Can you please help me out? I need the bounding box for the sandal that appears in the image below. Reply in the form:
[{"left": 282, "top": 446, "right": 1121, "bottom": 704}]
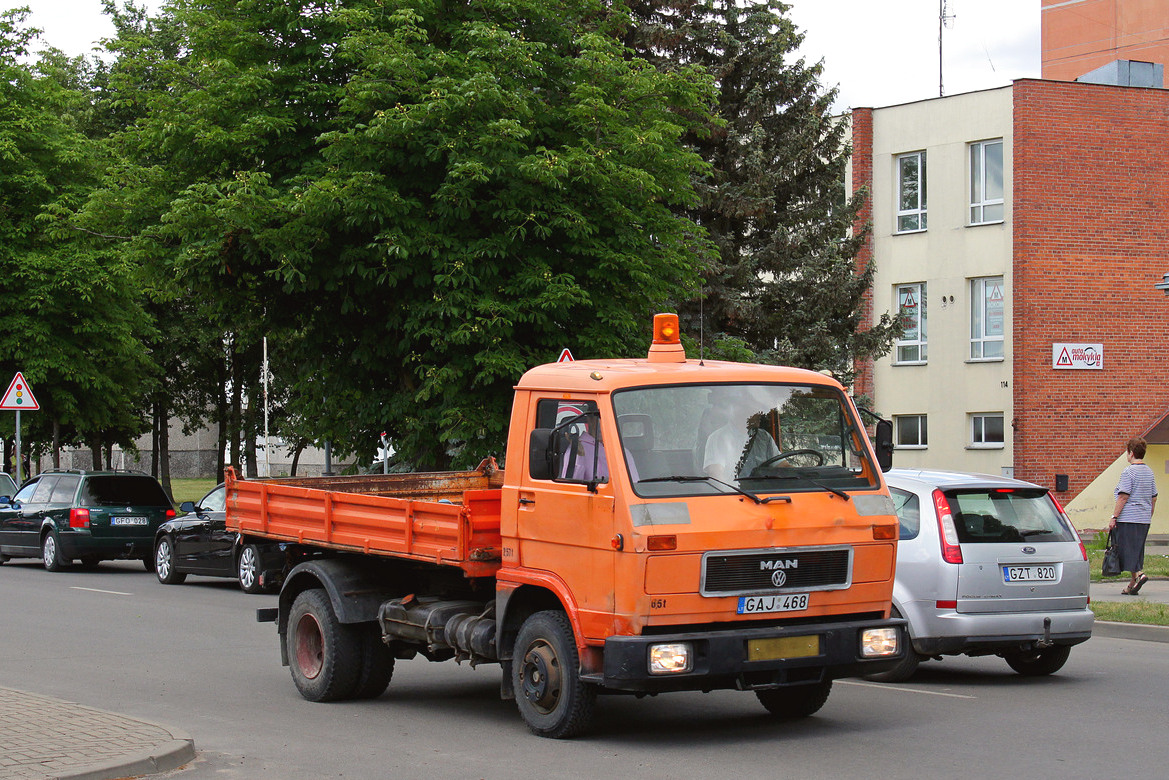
[
  {"left": 1122, "top": 585, "right": 1135, "bottom": 595},
  {"left": 1131, "top": 574, "right": 1149, "bottom": 595}
]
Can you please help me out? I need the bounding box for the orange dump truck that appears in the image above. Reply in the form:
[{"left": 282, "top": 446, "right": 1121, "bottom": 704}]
[{"left": 230, "top": 314, "right": 905, "bottom": 738}]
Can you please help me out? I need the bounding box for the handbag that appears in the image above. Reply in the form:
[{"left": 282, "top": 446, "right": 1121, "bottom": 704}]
[{"left": 1102, "top": 529, "right": 1122, "bottom": 576}]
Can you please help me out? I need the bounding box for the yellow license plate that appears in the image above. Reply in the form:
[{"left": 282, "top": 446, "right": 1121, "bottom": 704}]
[{"left": 747, "top": 635, "right": 821, "bottom": 661}]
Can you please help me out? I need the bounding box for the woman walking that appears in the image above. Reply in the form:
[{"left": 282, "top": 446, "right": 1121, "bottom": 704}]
[{"left": 1109, "top": 437, "right": 1158, "bottom": 595}]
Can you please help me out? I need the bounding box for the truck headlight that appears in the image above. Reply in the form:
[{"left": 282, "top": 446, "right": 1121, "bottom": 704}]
[
  {"left": 649, "top": 642, "right": 693, "bottom": 674},
  {"left": 860, "top": 628, "right": 900, "bottom": 658}
]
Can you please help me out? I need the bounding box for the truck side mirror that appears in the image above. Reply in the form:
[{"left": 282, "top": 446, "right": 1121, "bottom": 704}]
[
  {"left": 874, "top": 419, "right": 894, "bottom": 472},
  {"left": 529, "top": 428, "right": 554, "bottom": 480}
]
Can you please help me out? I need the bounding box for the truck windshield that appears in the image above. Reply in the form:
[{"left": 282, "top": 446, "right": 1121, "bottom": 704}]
[{"left": 612, "top": 383, "right": 879, "bottom": 498}]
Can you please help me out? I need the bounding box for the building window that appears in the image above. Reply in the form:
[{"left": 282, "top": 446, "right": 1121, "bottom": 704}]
[
  {"left": 895, "top": 283, "right": 927, "bottom": 363},
  {"left": 970, "top": 413, "right": 1005, "bottom": 448},
  {"left": 970, "top": 276, "right": 1005, "bottom": 360},
  {"left": 970, "top": 139, "right": 1004, "bottom": 224},
  {"left": 896, "top": 151, "right": 927, "bottom": 232},
  {"left": 894, "top": 415, "right": 928, "bottom": 448}
]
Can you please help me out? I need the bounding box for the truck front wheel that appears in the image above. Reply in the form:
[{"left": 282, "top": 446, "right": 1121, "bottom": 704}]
[
  {"left": 287, "top": 589, "right": 361, "bottom": 702},
  {"left": 755, "top": 680, "right": 832, "bottom": 718},
  {"left": 513, "top": 610, "right": 596, "bottom": 738}
]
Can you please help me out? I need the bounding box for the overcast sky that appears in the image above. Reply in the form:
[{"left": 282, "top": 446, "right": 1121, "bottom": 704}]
[{"left": 10, "top": 0, "right": 1040, "bottom": 109}]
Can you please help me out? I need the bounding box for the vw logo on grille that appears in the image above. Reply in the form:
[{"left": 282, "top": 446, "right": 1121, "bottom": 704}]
[{"left": 771, "top": 569, "right": 787, "bottom": 587}]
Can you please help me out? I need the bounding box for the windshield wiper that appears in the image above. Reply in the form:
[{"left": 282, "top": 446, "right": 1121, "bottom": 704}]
[
  {"left": 740, "top": 472, "right": 851, "bottom": 501},
  {"left": 637, "top": 474, "right": 767, "bottom": 505}
]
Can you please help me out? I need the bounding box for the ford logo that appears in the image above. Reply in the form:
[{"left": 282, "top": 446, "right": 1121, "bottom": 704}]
[
  {"left": 771, "top": 569, "right": 787, "bottom": 587},
  {"left": 1022, "top": 546, "right": 1036, "bottom": 555}
]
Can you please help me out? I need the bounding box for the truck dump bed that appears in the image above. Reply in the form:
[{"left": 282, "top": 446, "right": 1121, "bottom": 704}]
[{"left": 224, "top": 460, "right": 504, "bottom": 577}]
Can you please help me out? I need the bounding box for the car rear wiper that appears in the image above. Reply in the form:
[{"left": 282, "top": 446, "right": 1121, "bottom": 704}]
[{"left": 637, "top": 474, "right": 770, "bottom": 505}]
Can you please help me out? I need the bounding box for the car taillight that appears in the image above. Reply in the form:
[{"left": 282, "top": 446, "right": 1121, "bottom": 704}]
[
  {"left": 1049, "top": 494, "right": 1088, "bottom": 561},
  {"left": 69, "top": 508, "right": 90, "bottom": 529},
  {"left": 932, "top": 489, "right": 963, "bottom": 564},
  {"left": 166, "top": 508, "right": 176, "bottom": 519}
]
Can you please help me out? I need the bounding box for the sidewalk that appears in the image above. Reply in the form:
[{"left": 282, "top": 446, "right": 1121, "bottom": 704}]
[{"left": 0, "top": 687, "right": 193, "bottom": 780}]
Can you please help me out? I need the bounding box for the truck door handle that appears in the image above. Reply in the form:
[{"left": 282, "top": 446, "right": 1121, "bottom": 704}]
[{"left": 518, "top": 498, "right": 535, "bottom": 505}]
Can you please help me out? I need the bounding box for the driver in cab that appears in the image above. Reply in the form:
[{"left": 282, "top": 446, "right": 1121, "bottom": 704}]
[{"left": 702, "top": 396, "right": 779, "bottom": 482}]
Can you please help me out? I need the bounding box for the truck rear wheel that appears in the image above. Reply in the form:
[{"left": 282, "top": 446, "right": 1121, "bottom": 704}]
[
  {"left": 351, "top": 625, "right": 395, "bottom": 700},
  {"left": 513, "top": 610, "right": 596, "bottom": 739},
  {"left": 287, "top": 589, "right": 361, "bottom": 702},
  {"left": 755, "top": 680, "right": 832, "bottom": 718}
]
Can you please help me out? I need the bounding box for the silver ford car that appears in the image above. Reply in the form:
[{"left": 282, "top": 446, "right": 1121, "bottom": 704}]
[{"left": 870, "top": 469, "right": 1094, "bottom": 681}]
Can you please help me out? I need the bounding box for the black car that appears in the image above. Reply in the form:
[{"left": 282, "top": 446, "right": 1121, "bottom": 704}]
[
  {"left": 0, "top": 470, "right": 175, "bottom": 571},
  {"left": 153, "top": 484, "right": 283, "bottom": 593}
]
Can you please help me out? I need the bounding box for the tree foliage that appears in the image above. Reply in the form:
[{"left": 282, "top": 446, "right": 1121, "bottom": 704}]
[{"left": 627, "top": 0, "right": 898, "bottom": 382}]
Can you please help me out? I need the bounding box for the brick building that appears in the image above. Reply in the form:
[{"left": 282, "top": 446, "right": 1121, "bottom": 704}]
[
  {"left": 849, "top": 77, "right": 1169, "bottom": 534},
  {"left": 1043, "top": 0, "right": 1169, "bottom": 82}
]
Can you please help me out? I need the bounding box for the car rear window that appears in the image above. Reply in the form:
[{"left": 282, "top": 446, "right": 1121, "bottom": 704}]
[
  {"left": 946, "top": 488, "right": 1075, "bottom": 543},
  {"left": 81, "top": 476, "right": 172, "bottom": 507}
]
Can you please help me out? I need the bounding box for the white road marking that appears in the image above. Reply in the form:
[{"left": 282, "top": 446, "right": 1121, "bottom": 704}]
[
  {"left": 839, "top": 679, "right": 977, "bottom": 699},
  {"left": 69, "top": 586, "right": 133, "bottom": 596}
]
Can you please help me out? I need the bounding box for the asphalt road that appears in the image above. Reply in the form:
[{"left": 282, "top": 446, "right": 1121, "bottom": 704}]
[{"left": 2, "top": 558, "right": 1168, "bottom": 779}]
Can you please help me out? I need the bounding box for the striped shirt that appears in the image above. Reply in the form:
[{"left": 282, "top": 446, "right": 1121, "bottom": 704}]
[{"left": 1116, "top": 463, "right": 1158, "bottom": 524}]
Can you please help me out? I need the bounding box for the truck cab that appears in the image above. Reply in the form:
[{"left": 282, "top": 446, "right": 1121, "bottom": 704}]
[{"left": 496, "top": 315, "right": 903, "bottom": 733}]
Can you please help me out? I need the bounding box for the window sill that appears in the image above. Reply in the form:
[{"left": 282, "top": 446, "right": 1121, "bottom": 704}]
[
  {"left": 967, "top": 219, "right": 1005, "bottom": 227},
  {"left": 966, "top": 357, "right": 1005, "bottom": 364},
  {"left": 892, "top": 360, "right": 928, "bottom": 367},
  {"left": 967, "top": 444, "right": 1005, "bottom": 450},
  {"left": 893, "top": 227, "right": 928, "bottom": 236},
  {"left": 895, "top": 445, "right": 928, "bottom": 450}
]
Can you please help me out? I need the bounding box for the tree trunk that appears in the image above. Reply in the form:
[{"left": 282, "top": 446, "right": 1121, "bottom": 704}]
[
  {"left": 290, "top": 443, "right": 304, "bottom": 477},
  {"left": 52, "top": 420, "right": 60, "bottom": 469},
  {"left": 157, "top": 401, "right": 172, "bottom": 499}
]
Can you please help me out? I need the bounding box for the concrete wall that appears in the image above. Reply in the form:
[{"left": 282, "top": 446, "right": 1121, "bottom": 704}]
[{"left": 857, "top": 87, "right": 1016, "bottom": 476}]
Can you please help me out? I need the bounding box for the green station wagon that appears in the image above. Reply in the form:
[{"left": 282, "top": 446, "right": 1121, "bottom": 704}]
[{"left": 0, "top": 470, "right": 175, "bottom": 571}]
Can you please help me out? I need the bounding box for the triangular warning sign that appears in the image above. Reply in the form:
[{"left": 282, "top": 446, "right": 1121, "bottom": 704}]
[
  {"left": 557, "top": 348, "right": 574, "bottom": 363},
  {"left": 989, "top": 284, "right": 1004, "bottom": 302},
  {"left": 900, "top": 290, "right": 917, "bottom": 308},
  {"left": 1056, "top": 348, "right": 1073, "bottom": 367},
  {"left": 1, "top": 372, "right": 40, "bottom": 410}
]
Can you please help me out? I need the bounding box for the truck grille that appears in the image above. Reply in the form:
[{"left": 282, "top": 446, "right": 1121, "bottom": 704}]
[{"left": 701, "top": 547, "right": 852, "bottom": 596}]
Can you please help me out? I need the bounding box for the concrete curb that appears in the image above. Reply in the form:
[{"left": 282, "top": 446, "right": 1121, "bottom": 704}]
[
  {"left": 1091, "top": 620, "right": 1169, "bottom": 644},
  {"left": 59, "top": 736, "right": 196, "bottom": 780}
]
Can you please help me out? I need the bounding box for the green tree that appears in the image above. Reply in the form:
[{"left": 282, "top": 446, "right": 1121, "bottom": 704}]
[
  {"left": 627, "top": 0, "right": 898, "bottom": 382},
  {"left": 0, "top": 10, "right": 155, "bottom": 471},
  {"left": 84, "top": 0, "right": 717, "bottom": 471},
  {"left": 265, "top": 0, "right": 718, "bottom": 468}
]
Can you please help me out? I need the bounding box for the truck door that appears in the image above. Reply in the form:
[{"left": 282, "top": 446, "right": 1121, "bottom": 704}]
[{"left": 518, "top": 398, "right": 617, "bottom": 638}]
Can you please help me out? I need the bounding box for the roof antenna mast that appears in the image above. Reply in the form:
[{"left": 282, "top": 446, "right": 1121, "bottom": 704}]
[{"left": 939, "top": 0, "right": 956, "bottom": 97}]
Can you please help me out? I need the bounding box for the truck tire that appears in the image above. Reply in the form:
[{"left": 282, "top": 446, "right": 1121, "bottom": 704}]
[
  {"left": 513, "top": 610, "right": 596, "bottom": 738},
  {"left": 351, "top": 625, "right": 395, "bottom": 700},
  {"left": 287, "top": 588, "right": 362, "bottom": 702},
  {"left": 755, "top": 680, "right": 833, "bottom": 718},
  {"left": 1003, "top": 645, "right": 1071, "bottom": 676}
]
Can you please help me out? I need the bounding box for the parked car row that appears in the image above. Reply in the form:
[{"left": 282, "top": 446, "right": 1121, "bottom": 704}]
[
  {"left": 0, "top": 466, "right": 1093, "bottom": 681},
  {"left": 0, "top": 470, "right": 279, "bottom": 593}
]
